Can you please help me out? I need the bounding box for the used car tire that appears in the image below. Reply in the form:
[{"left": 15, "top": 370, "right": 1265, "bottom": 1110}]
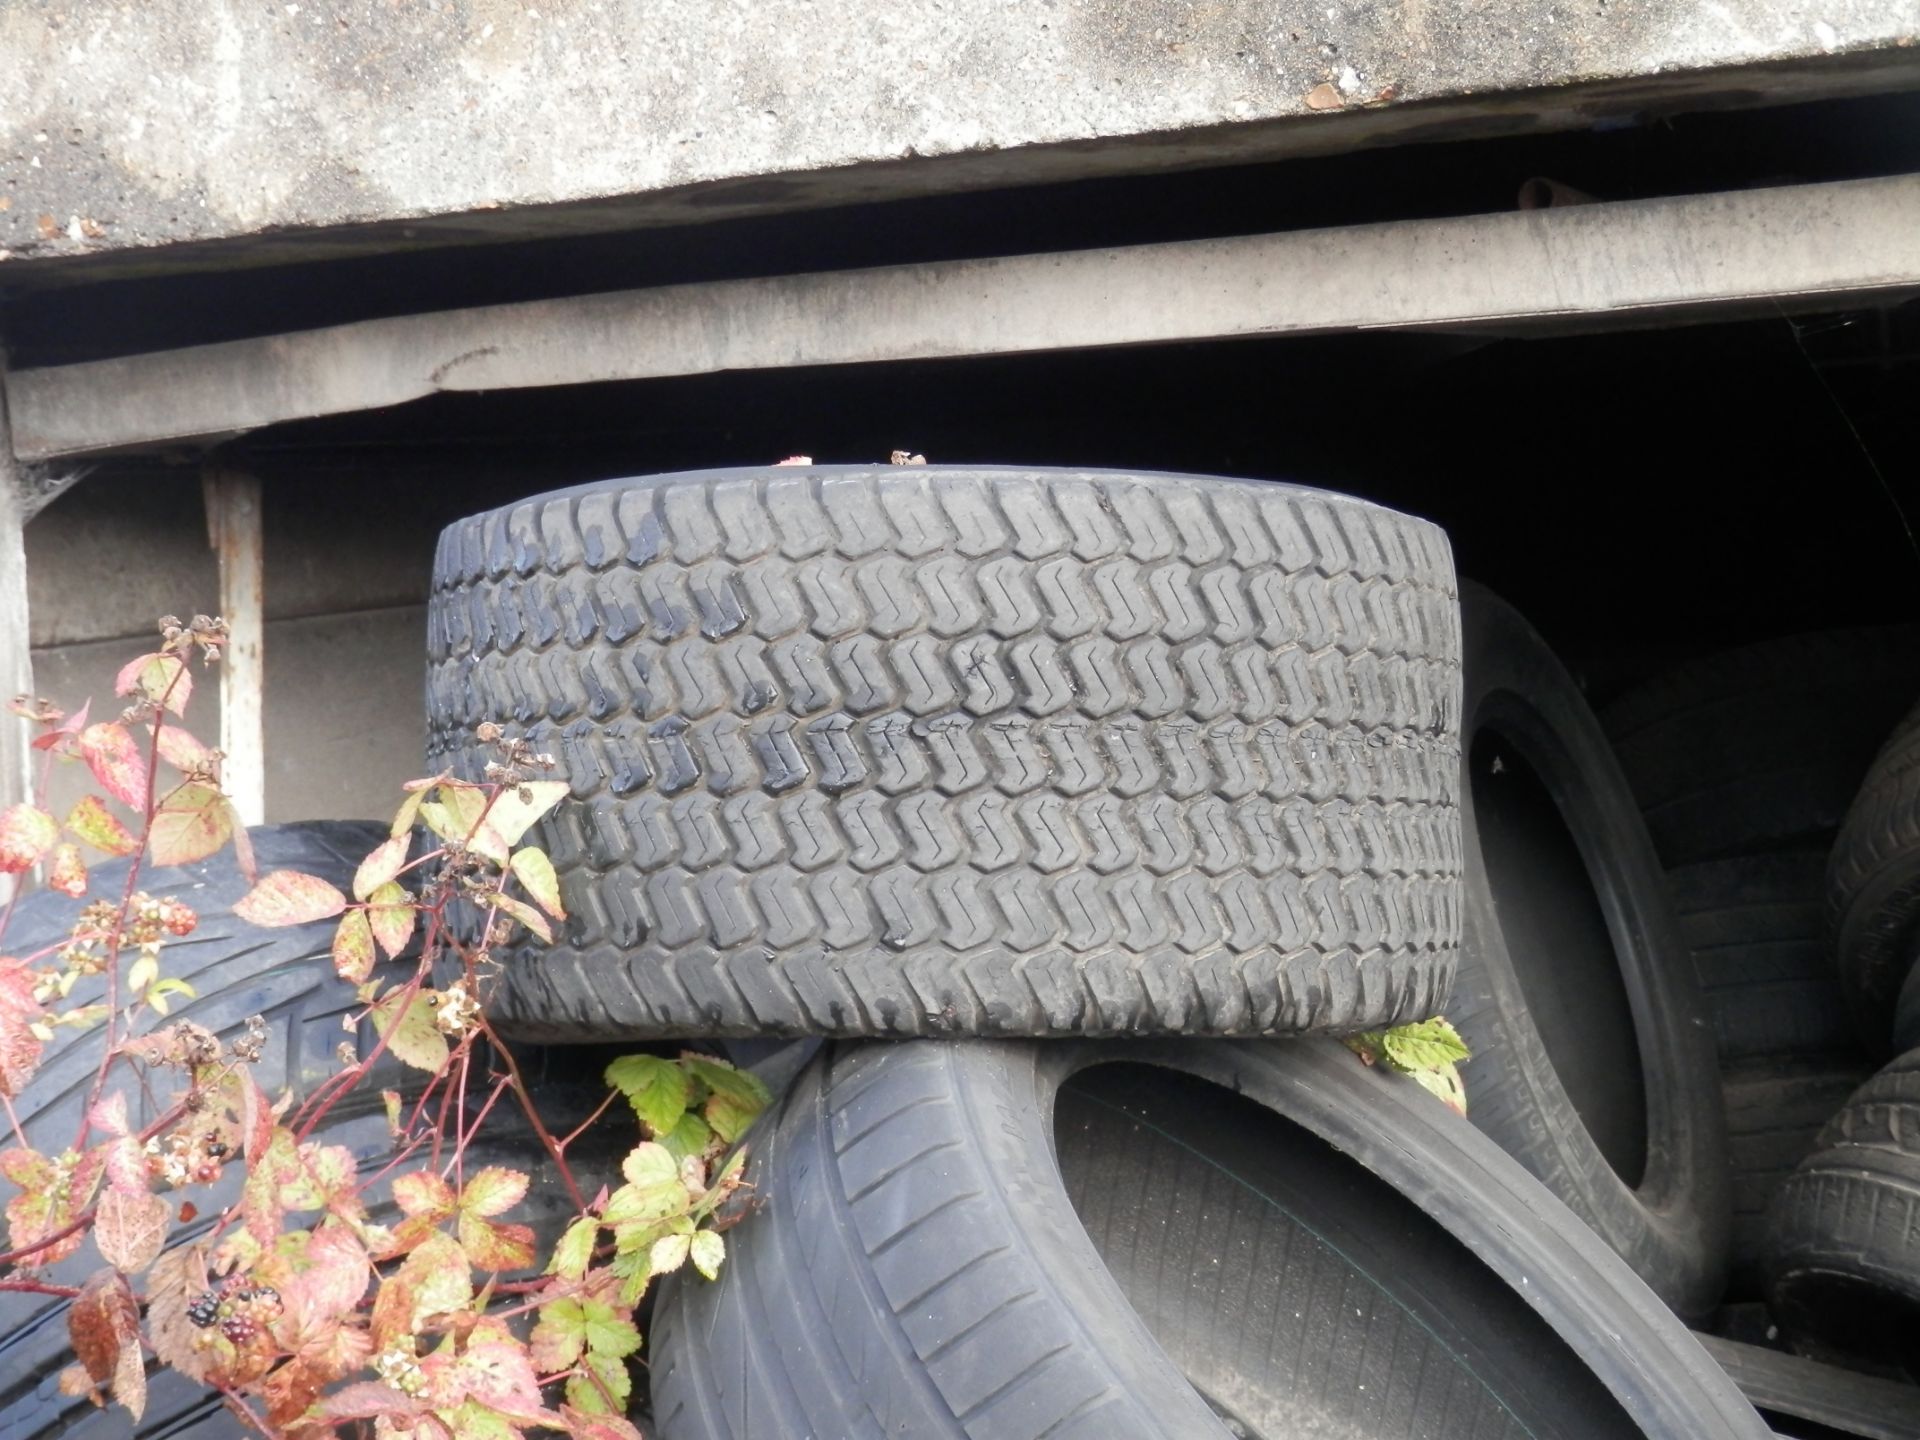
[
  {"left": 1765, "top": 1048, "right": 1920, "bottom": 1379},
  {"left": 650, "top": 1037, "right": 1766, "bottom": 1440},
  {"left": 1599, "top": 626, "right": 1920, "bottom": 868},
  {"left": 0, "top": 825, "right": 616, "bottom": 1440},
  {"left": 1449, "top": 583, "right": 1730, "bottom": 1318},
  {"left": 1827, "top": 696, "right": 1920, "bottom": 1054},
  {"left": 427, "top": 465, "right": 1464, "bottom": 1039},
  {"left": 1668, "top": 851, "right": 1857, "bottom": 1063}
]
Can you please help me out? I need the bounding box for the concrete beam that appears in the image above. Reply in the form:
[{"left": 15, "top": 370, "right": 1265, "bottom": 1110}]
[
  {"left": 2, "top": 1, "right": 1918, "bottom": 282},
  {"left": 10, "top": 174, "right": 1920, "bottom": 463}
]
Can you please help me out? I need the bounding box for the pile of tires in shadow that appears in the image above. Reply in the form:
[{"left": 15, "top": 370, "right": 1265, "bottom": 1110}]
[{"left": 8, "top": 465, "right": 1918, "bottom": 1439}]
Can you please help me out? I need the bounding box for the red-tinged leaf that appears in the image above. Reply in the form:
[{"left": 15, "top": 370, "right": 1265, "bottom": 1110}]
[
  {"left": 30, "top": 699, "right": 89, "bottom": 754},
  {"left": 368, "top": 881, "right": 416, "bottom": 959},
  {"left": 77, "top": 724, "right": 149, "bottom": 810},
  {"left": 370, "top": 988, "right": 449, "bottom": 1072},
  {"left": 65, "top": 795, "right": 140, "bottom": 857},
  {"left": 263, "top": 1357, "right": 330, "bottom": 1429},
  {"left": 151, "top": 722, "right": 217, "bottom": 776},
  {"left": 116, "top": 653, "right": 192, "bottom": 716},
  {"left": 508, "top": 847, "right": 565, "bottom": 920},
  {"left": 394, "top": 1169, "right": 457, "bottom": 1221},
  {"left": 146, "top": 1245, "right": 214, "bottom": 1380},
  {"left": 57, "top": 1364, "right": 99, "bottom": 1403},
  {"left": 234, "top": 870, "right": 348, "bottom": 927},
  {"left": 292, "top": 1221, "right": 373, "bottom": 1321},
  {"left": 94, "top": 1187, "right": 169, "bottom": 1273},
  {"left": 353, "top": 833, "right": 410, "bottom": 901},
  {"left": 485, "top": 782, "right": 570, "bottom": 847},
  {"left": 560, "top": 1403, "right": 647, "bottom": 1440},
  {"left": 288, "top": 1313, "right": 373, "bottom": 1384},
  {"left": 0, "top": 1000, "right": 46, "bottom": 1097},
  {"left": 239, "top": 1069, "right": 275, "bottom": 1163},
  {"left": 228, "top": 819, "right": 257, "bottom": 884},
  {"left": 460, "top": 1166, "right": 529, "bottom": 1219},
  {"left": 490, "top": 891, "right": 553, "bottom": 944},
  {"left": 452, "top": 1321, "right": 554, "bottom": 1424},
  {"left": 148, "top": 782, "right": 234, "bottom": 867},
  {"left": 89, "top": 1090, "right": 131, "bottom": 1137},
  {"left": 111, "top": 1331, "right": 147, "bottom": 1422},
  {"left": 460, "top": 1215, "right": 536, "bottom": 1273},
  {"left": 46, "top": 842, "right": 87, "bottom": 896},
  {"left": 101, "top": 1136, "right": 149, "bottom": 1195},
  {"left": 331, "top": 909, "right": 376, "bottom": 983},
  {"left": 320, "top": 1382, "right": 426, "bottom": 1423},
  {"left": 69, "top": 1268, "right": 140, "bottom": 1386},
  {"left": 0, "top": 1145, "right": 52, "bottom": 1190},
  {"left": 0, "top": 802, "right": 58, "bottom": 873},
  {"left": 375, "top": 1231, "right": 472, "bottom": 1339}
]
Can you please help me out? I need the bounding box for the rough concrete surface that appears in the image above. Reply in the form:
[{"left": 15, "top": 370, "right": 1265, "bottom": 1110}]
[{"left": 2, "top": 0, "right": 1917, "bottom": 275}]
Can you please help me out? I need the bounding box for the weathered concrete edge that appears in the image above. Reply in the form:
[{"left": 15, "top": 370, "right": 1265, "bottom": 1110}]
[
  {"left": 10, "top": 173, "right": 1920, "bottom": 463},
  {"left": 5, "top": 42, "right": 1920, "bottom": 291}
]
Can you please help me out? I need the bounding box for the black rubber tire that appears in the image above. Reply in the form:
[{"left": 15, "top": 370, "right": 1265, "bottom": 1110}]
[
  {"left": 649, "top": 1038, "right": 1767, "bottom": 1440},
  {"left": 1765, "top": 1048, "right": 1920, "bottom": 1380},
  {"left": 1668, "top": 852, "right": 1857, "bottom": 1063},
  {"left": 1828, "top": 696, "right": 1920, "bottom": 1054},
  {"left": 0, "top": 825, "right": 617, "bottom": 1440},
  {"left": 1600, "top": 626, "right": 1920, "bottom": 867},
  {"left": 1720, "top": 1057, "right": 1869, "bottom": 1301},
  {"left": 426, "top": 465, "right": 1464, "bottom": 1040},
  {"left": 1894, "top": 959, "right": 1920, "bottom": 1056},
  {"left": 1449, "top": 583, "right": 1731, "bottom": 1318}
]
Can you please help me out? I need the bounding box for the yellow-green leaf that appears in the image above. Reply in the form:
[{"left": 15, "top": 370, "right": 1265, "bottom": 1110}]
[
  {"left": 367, "top": 882, "right": 416, "bottom": 959},
  {"left": 114, "top": 653, "right": 191, "bottom": 717},
  {"left": 234, "top": 870, "right": 348, "bottom": 927},
  {"left": 352, "top": 834, "right": 409, "bottom": 902},
  {"left": 509, "top": 847, "right": 565, "bottom": 920},
  {"left": 688, "top": 1229, "right": 725, "bottom": 1282},
  {"left": 148, "top": 782, "right": 234, "bottom": 868},
  {"left": 331, "top": 910, "right": 376, "bottom": 983},
  {"left": 484, "top": 781, "right": 570, "bottom": 847},
  {"left": 65, "top": 796, "right": 139, "bottom": 857},
  {"left": 370, "top": 989, "right": 449, "bottom": 1072}
]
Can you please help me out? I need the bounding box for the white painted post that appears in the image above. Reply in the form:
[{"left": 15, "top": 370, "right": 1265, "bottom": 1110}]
[
  {"left": 203, "top": 468, "right": 265, "bottom": 826},
  {"left": 0, "top": 358, "right": 33, "bottom": 905}
]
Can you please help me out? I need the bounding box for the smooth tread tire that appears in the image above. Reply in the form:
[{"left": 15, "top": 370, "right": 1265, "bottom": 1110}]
[
  {"left": 1600, "top": 626, "right": 1920, "bottom": 867},
  {"left": 649, "top": 1038, "right": 1767, "bottom": 1440},
  {"left": 426, "top": 465, "right": 1465, "bottom": 1039},
  {"left": 1827, "top": 696, "right": 1920, "bottom": 1054},
  {"left": 1669, "top": 852, "right": 1858, "bottom": 1063},
  {"left": 1765, "top": 1048, "right": 1920, "bottom": 1379},
  {"left": 1721, "top": 1058, "right": 1869, "bottom": 1300},
  {"left": 1449, "top": 583, "right": 1731, "bottom": 1318},
  {"left": 0, "top": 825, "right": 613, "bottom": 1440}
]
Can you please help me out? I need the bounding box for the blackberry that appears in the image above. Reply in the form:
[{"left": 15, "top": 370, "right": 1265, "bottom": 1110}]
[
  {"left": 186, "top": 1291, "right": 221, "bottom": 1328},
  {"left": 220, "top": 1316, "right": 257, "bottom": 1345}
]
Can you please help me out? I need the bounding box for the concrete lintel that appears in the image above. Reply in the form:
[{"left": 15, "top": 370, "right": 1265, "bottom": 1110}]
[{"left": 9, "top": 173, "right": 1920, "bottom": 463}]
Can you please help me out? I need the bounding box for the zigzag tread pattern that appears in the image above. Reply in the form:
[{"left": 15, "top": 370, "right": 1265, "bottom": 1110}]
[{"left": 425, "top": 468, "right": 1463, "bottom": 1038}]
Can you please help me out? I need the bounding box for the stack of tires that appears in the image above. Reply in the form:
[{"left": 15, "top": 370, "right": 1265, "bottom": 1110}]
[{"left": 420, "top": 466, "right": 1767, "bottom": 1438}]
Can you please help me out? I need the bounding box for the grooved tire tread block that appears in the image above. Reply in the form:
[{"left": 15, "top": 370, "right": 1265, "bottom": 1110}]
[
  {"left": 426, "top": 465, "right": 1464, "bottom": 1039},
  {"left": 1766, "top": 1048, "right": 1920, "bottom": 1377},
  {"left": 1829, "top": 697, "right": 1920, "bottom": 1054},
  {"left": 1669, "top": 852, "right": 1856, "bottom": 1063},
  {"left": 1452, "top": 583, "right": 1731, "bottom": 1320},
  {"left": 1600, "top": 626, "right": 1920, "bottom": 868},
  {"left": 649, "top": 1038, "right": 1768, "bottom": 1440}
]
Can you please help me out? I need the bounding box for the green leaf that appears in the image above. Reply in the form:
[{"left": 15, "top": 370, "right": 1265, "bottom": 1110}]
[
  {"left": 605, "top": 1055, "right": 689, "bottom": 1136},
  {"left": 367, "top": 881, "right": 416, "bottom": 959},
  {"left": 1379, "top": 1017, "right": 1471, "bottom": 1073},
  {"left": 658, "top": 1111, "right": 713, "bottom": 1164},
  {"left": 460, "top": 1166, "right": 530, "bottom": 1219},
  {"left": 331, "top": 910, "right": 376, "bottom": 983},
  {"left": 65, "top": 796, "right": 139, "bottom": 857},
  {"left": 1406, "top": 1060, "right": 1469, "bottom": 1117},
  {"left": 484, "top": 781, "right": 570, "bottom": 848},
  {"left": 620, "top": 1143, "right": 677, "bottom": 1189},
  {"left": 565, "top": 1349, "right": 632, "bottom": 1415},
  {"left": 704, "top": 1089, "right": 762, "bottom": 1145},
  {"left": 419, "top": 784, "right": 509, "bottom": 866},
  {"left": 509, "top": 847, "right": 566, "bottom": 920},
  {"left": 580, "top": 1301, "right": 642, "bottom": 1359},
  {"left": 530, "top": 1297, "right": 588, "bottom": 1372},
  {"left": 547, "top": 1216, "right": 599, "bottom": 1279},
  {"left": 370, "top": 989, "right": 450, "bottom": 1072},
  {"left": 682, "top": 1054, "right": 772, "bottom": 1110},
  {"left": 601, "top": 1178, "right": 690, "bottom": 1229},
  {"left": 647, "top": 1231, "right": 692, "bottom": 1278},
  {"left": 688, "top": 1229, "right": 725, "bottom": 1281}
]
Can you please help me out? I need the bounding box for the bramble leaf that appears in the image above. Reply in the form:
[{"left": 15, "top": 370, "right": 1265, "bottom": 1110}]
[
  {"left": 509, "top": 847, "right": 565, "bottom": 920},
  {"left": 659, "top": 1111, "right": 713, "bottom": 1164},
  {"left": 461, "top": 1166, "right": 529, "bottom": 1219},
  {"left": 69, "top": 1268, "right": 144, "bottom": 1421},
  {"left": 689, "top": 1229, "right": 725, "bottom": 1281},
  {"left": 0, "top": 802, "right": 59, "bottom": 873},
  {"left": 1380, "top": 1016, "right": 1471, "bottom": 1073},
  {"left": 115, "top": 653, "right": 191, "bottom": 716},
  {"left": 548, "top": 1216, "right": 599, "bottom": 1280},
  {"left": 420, "top": 784, "right": 509, "bottom": 866},
  {"left": 605, "top": 1054, "right": 688, "bottom": 1136},
  {"left": 353, "top": 833, "right": 410, "bottom": 901},
  {"left": 148, "top": 781, "right": 234, "bottom": 867},
  {"left": 368, "top": 881, "right": 416, "bottom": 958},
  {"left": 94, "top": 1188, "right": 169, "bottom": 1273},
  {"left": 1407, "top": 1061, "right": 1469, "bottom": 1117},
  {"left": 490, "top": 891, "right": 553, "bottom": 944},
  {"left": 621, "top": 1143, "right": 677, "bottom": 1190},
  {"left": 234, "top": 869, "right": 348, "bottom": 927},
  {"left": 559, "top": 1405, "right": 647, "bottom": 1440},
  {"left": 46, "top": 842, "right": 87, "bottom": 896},
  {"left": 370, "top": 988, "right": 450, "bottom": 1072},
  {"left": 485, "top": 781, "right": 569, "bottom": 848},
  {"left": 331, "top": 909, "right": 376, "bottom": 983},
  {"left": 151, "top": 723, "right": 217, "bottom": 776},
  {"left": 65, "top": 795, "right": 139, "bottom": 857},
  {"left": 145, "top": 1244, "right": 214, "bottom": 1381},
  {"left": 77, "top": 724, "right": 149, "bottom": 810},
  {"left": 648, "top": 1231, "right": 692, "bottom": 1277}
]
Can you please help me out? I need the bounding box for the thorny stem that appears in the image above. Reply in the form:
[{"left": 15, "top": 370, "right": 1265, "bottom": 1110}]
[
  {"left": 483, "top": 1016, "right": 587, "bottom": 1214},
  {"left": 0, "top": 1276, "right": 81, "bottom": 1297}
]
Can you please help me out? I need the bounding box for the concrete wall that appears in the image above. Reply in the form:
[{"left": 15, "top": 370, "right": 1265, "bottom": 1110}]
[
  {"left": 3, "top": 0, "right": 1917, "bottom": 279},
  {"left": 23, "top": 470, "right": 441, "bottom": 826}
]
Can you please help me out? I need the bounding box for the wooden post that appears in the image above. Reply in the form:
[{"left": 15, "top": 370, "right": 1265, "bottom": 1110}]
[{"left": 203, "top": 468, "right": 265, "bottom": 826}]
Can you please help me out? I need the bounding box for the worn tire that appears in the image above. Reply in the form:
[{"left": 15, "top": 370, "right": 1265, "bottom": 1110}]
[
  {"left": 1450, "top": 583, "right": 1730, "bottom": 1318},
  {"left": 650, "top": 1037, "right": 1767, "bottom": 1440},
  {"left": 0, "top": 825, "right": 621, "bottom": 1440},
  {"left": 1721, "top": 1058, "right": 1869, "bottom": 1301},
  {"left": 426, "top": 465, "right": 1464, "bottom": 1039},
  {"left": 1669, "top": 852, "right": 1856, "bottom": 1063},
  {"left": 1828, "top": 696, "right": 1920, "bottom": 1054},
  {"left": 1600, "top": 627, "right": 1920, "bottom": 867},
  {"left": 1765, "top": 1049, "right": 1920, "bottom": 1379}
]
